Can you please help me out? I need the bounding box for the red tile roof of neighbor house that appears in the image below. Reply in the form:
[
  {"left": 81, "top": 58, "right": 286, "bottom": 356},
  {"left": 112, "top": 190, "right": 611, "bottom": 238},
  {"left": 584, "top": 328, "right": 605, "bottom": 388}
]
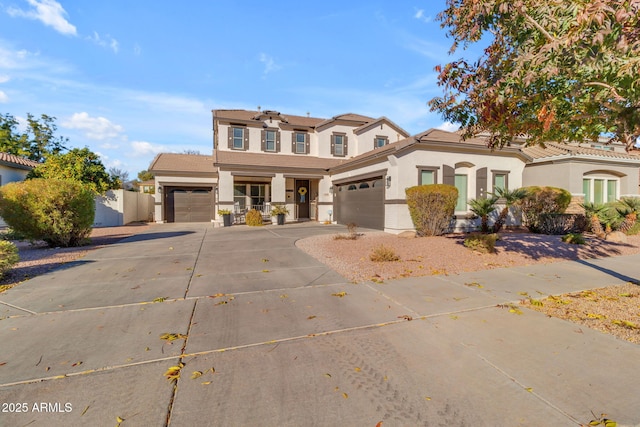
[
  {"left": 148, "top": 153, "right": 216, "bottom": 174},
  {"left": 0, "top": 153, "right": 40, "bottom": 169},
  {"left": 214, "top": 150, "right": 343, "bottom": 170}
]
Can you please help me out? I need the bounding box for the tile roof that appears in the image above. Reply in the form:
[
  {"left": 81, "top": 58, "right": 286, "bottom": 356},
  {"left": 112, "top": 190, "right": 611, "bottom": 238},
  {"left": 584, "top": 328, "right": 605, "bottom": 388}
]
[
  {"left": 214, "top": 109, "right": 325, "bottom": 128},
  {"left": 0, "top": 153, "right": 39, "bottom": 169},
  {"left": 148, "top": 153, "right": 216, "bottom": 174},
  {"left": 215, "top": 150, "right": 342, "bottom": 170},
  {"left": 522, "top": 142, "right": 640, "bottom": 161}
]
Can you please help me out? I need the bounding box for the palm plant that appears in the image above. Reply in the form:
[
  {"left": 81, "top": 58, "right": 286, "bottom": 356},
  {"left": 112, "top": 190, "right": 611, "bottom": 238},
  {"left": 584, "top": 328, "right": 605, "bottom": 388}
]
[
  {"left": 616, "top": 197, "right": 640, "bottom": 233},
  {"left": 489, "top": 187, "right": 528, "bottom": 233},
  {"left": 580, "top": 201, "right": 607, "bottom": 238},
  {"left": 469, "top": 196, "right": 498, "bottom": 233}
]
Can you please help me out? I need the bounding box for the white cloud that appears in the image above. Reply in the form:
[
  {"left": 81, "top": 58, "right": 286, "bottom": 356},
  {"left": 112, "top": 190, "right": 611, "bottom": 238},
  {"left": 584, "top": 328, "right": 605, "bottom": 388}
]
[
  {"left": 7, "top": 0, "right": 77, "bottom": 36},
  {"left": 436, "top": 121, "right": 460, "bottom": 132},
  {"left": 62, "top": 112, "right": 125, "bottom": 140},
  {"left": 414, "top": 9, "right": 432, "bottom": 23},
  {"left": 87, "top": 32, "right": 119, "bottom": 53},
  {"left": 131, "top": 140, "right": 168, "bottom": 157},
  {"left": 0, "top": 90, "right": 8, "bottom": 103},
  {"left": 259, "top": 53, "right": 282, "bottom": 76},
  {"left": 0, "top": 75, "right": 9, "bottom": 83}
]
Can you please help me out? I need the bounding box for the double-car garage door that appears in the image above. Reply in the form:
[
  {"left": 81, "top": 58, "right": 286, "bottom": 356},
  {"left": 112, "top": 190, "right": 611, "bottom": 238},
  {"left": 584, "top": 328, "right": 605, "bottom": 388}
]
[
  {"left": 334, "top": 177, "right": 384, "bottom": 230},
  {"left": 165, "top": 187, "right": 213, "bottom": 222}
]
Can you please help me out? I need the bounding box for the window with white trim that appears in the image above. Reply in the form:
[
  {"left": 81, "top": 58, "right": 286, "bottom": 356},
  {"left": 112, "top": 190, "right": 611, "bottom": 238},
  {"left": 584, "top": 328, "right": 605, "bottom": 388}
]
[
  {"left": 265, "top": 130, "right": 276, "bottom": 152},
  {"left": 454, "top": 174, "right": 468, "bottom": 211},
  {"left": 583, "top": 177, "right": 618, "bottom": 204},
  {"left": 295, "top": 133, "right": 306, "bottom": 154},
  {"left": 232, "top": 127, "right": 244, "bottom": 150},
  {"left": 334, "top": 135, "right": 344, "bottom": 156}
]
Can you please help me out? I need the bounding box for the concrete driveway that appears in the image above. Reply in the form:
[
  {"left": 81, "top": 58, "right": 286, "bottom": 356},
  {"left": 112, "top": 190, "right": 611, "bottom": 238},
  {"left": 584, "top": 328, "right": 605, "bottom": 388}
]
[{"left": 1, "top": 223, "right": 639, "bottom": 426}]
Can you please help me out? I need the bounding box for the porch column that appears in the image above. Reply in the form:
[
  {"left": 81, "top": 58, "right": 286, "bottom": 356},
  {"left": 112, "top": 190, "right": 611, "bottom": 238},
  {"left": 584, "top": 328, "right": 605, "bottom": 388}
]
[
  {"left": 271, "top": 173, "right": 286, "bottom": 203},
  {"left": 217, "top": 170, "right": 235, "bottom": 218}
]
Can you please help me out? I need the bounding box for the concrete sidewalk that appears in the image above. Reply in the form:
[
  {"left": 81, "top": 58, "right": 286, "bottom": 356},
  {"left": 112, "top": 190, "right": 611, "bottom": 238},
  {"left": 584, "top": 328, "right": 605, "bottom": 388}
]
[{"left": 0, "top": 222, "right": 639, "bottom": 426}]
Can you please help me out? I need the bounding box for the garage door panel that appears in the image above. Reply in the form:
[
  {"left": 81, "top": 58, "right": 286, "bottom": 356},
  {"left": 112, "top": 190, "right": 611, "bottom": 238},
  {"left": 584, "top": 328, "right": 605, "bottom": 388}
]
[
  {"left": 335, "top": 178, "right": 384, "bottom": 230},
  {"left": 166, "top": 187, "right": 213, "bottom": 223}
]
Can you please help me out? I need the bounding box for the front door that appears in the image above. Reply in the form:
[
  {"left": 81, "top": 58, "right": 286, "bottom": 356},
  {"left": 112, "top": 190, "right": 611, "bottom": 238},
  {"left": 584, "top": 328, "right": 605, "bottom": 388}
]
[{"left": 295, "top": 180, "right": 310, "bottom": 219}]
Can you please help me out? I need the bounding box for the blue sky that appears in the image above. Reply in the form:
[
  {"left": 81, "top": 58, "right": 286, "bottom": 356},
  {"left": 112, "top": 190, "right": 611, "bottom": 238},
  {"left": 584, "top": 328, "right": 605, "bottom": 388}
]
[{"left": 0, "top": 0, "right": 469, "bottom": 178}]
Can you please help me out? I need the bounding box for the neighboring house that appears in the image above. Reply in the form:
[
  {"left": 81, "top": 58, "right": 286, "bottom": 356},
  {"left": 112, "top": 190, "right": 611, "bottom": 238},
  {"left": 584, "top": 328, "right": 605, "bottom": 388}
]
[
  {"left": 148, "top": 109, "right": 640, "bottom": 234},
  {"left": 137, "top": 180, "right": 155, "bottom": 194},
  {"left": 0, "top": 153, "right": 40, "bottom": 227}
]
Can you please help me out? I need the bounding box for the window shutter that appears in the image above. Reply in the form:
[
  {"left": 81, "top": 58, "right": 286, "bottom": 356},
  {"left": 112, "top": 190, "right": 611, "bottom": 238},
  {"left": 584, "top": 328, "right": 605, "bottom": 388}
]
[
  {"left": 243, "top": 127, "right": 249, "bottom": 151},
  {"left": 261, "top": 129, "right": 266, "bottom": 152},
  {"left": 228, "top": 127, "right": 233, "bottom": 149},
  {"left": 476, "top": 167, "right": 487, "bottom": 198},
  {"left": 291, "top": 132, "right": 296, "bottom": 152},
  {"left": 344, "top": 135, "right": 348, "bottom": 156},
  {"left": 330, "top": 135, "right": 335, "bottom": 155},
  {"left": 305, "top": 133, "right": 310, "bottom": 154},
  {"left": 443, "top": 165, "right": 455, "bottom": 186},
  {"left": 276, "top": 130, "right": 281, "bottom": 153}
]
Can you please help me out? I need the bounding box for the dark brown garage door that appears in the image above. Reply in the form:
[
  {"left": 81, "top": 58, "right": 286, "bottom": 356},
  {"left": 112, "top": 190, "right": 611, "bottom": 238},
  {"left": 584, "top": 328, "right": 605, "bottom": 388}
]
[
  {"left": 334, "top": 178, "right": 384, "bottom": 230},
  {"left": 165, "top": 187, "right": 213, "bottom": 222}
]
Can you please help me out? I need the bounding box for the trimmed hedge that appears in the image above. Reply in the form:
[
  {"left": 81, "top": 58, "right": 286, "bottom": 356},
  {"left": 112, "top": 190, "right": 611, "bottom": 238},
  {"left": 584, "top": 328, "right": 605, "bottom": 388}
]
[
  {"left": 0, "top": 240, "right": 19, "bottom": 278},
  {"left": 406, "top": 184, "right": 458, "bottom": 236},
  {"left": 0, "top": 179, "right": 95, "bottom": 247},
  {"left": 520, "top": 186, "right": 572, "bottom": 233}
]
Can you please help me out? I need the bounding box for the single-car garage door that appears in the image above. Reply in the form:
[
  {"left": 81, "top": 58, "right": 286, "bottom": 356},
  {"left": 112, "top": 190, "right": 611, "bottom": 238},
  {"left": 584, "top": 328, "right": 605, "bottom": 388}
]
[
  {"left": 165, "top": 187, "right": 213, "bottom": 222},
  {"left": 334, "top": 177, "right": 384, "bottom": 230}
]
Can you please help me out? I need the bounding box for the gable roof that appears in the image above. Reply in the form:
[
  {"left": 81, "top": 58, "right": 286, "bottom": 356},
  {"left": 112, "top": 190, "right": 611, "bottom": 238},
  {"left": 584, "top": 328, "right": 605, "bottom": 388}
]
[
  {"left": 0, "top": 153, "right": 40, "bottom": 170},
  {"left": 148, "top": 153, "right": 216, "bottom": 175},
  {"left": 353, "top": 116, "right": 410, "bottom": 138}
]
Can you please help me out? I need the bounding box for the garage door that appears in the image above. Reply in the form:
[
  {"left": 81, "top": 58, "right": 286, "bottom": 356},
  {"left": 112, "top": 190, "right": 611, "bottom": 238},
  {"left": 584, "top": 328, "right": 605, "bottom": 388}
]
[
  {"left": 165, "top": 187, "right": 213, "bottom": 222},
  {"left": 334, "top": 177, "right": 384, "bottom": 230}
]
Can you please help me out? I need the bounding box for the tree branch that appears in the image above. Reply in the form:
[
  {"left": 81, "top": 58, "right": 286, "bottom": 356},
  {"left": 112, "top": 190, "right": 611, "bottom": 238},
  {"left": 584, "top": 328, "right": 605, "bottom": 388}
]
[
  {"left": 584, "top": 82, "right": 627, "bottom": 102},
  {"left": 517, "top": 6, "right": 556, "bottom": 43}
]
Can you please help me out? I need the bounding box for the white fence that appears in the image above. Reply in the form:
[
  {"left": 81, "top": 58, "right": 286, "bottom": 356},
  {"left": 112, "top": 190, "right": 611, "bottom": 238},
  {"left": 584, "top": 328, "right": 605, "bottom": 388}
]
[{"left": 94, "top": 190, "right": 154, "bottom": 227}]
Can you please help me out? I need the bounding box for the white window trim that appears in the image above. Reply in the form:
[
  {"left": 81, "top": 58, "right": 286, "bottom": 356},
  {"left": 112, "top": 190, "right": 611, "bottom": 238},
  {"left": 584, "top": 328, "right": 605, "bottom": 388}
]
[{"left": 583, "top": 176, "right": 619, "bottom": 204}]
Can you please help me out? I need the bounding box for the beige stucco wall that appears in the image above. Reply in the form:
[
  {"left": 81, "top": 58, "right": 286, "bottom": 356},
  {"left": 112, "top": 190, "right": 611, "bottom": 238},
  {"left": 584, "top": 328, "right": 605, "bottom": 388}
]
[
  {"left": 522, "top": 160, "right": 640, "bottom": 197},
  {"left": 94, "top": 190, "right": 154, "bottom": 227}
]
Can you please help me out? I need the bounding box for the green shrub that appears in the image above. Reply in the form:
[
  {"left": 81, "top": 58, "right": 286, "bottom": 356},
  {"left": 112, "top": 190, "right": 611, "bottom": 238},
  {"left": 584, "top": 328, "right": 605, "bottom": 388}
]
[
  {"left": 369, "top": 245, "right": 400, "bottom": 262},
  {"left": 406, "top": 184, "right": 458, "bottom": 236},
  {"left": 0, "top": 179, "right": 95, "bottom": 247},
  {"left": 625, "top": 221, "right": 640, "bottom": 236},
  {"left": 520, "top": 186, "right": 572, "bottom": 233},
  {"left": 0, "top": 240, "right": 19, "bottom": 278},
  {"left": 463, "top": 233, "right": 498, "bottom": 253},
  {"left": 561, "top": 233, "right": 586, "bottom": 245},
  {"left": 245, "top": 209, "right": 264, "bottom": 226}
]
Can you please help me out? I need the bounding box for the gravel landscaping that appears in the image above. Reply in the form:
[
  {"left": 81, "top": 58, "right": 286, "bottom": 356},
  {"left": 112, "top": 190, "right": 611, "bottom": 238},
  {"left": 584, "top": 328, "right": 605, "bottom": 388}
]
[{"left": 297, "top": 228, "right": 640, "bottom": 344}]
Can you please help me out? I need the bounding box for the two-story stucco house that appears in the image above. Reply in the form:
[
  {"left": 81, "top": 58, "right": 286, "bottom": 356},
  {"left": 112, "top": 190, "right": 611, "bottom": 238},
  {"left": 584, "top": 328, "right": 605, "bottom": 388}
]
[{"left": 149, "top": 108, "right": 640, "bottom": 233}]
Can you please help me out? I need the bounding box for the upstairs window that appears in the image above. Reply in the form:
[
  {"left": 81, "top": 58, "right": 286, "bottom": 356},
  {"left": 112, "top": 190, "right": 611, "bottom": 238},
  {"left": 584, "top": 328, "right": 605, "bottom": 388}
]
[
  {"left": 331, "top": 133, "right": 348, "bottom": 157},
  {"left": 229, "top": 127, "right": 248, "bottom": 150},
  {"left": 265, "top": 130, "right": 276, "bottom": 151},
  {"left": 295, "top": 133, "right": 306, "bottom": 154},
  {"left": 375, "top": 136, "right": 388, "bottom": 149}
]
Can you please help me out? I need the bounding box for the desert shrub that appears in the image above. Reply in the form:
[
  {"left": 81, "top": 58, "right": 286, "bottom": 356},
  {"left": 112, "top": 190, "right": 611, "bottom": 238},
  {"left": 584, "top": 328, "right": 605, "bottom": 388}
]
[
  {"left": 406, "top": 184, "right": 458, "bottom": 236},
  {"left": 625, "top": 221, "right": 640, "bottom": 236},
  {"left": 561, "top": 233, "right": 586, "bottom": 245},
  {"left": 0, "top": 227, "right": 27, "bottom": 241},
  {"left": 0, "top": 179, "right": 95, "bottom": 247},
  {"left": 463, "top": 233, "right": 497, "bottom": 253},
  {"left": 245, "top": 209, "right": 264, "bottom": 226},
  {"left": 369, "top": 245, "right": 400, "bottom": 262},
  {"left": 0, "top": 240, "right": 19, "bottom": 278},
  {"left": 537, "top": 213, "right": 587, "bottom": 235},
  {"left": 520, "top": 186, "right": 572, "bottom": 233}
]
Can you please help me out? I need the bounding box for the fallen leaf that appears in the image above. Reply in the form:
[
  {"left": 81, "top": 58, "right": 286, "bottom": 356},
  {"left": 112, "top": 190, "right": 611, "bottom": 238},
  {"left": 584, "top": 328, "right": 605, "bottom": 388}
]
[
  {"left": 331, "top": 292, "right": 348, "bottom": 298},
  {"left": 342, "top": 392, "right": 348, "bottom": 399},
  {"left": 164, "top": 363, "right": 184, "bottom": 382},
  {"left": 262, "top": 258, "right": 269, "bottom": 263},
  {"left": 153, "top": 297, "right": 167, "bottom": 303},
  {"left": 280, "top": 294, "right": 288, "bottom": 299},
  {"left": 0, "top": 362, "right": 6, "bottom": 367},
  {"left": 201, "top": 381, "right": 212, "bottom": 385},
  {"left": 324, "top": 373, "right": 332, "bottom": 378},
  {"left": 425, "top": 396, "right": 432, "bottom": 401},
  {"left": 354, "top": 367, "right": 361, "bottom": 372},
  {"left": 191, "top": 371, "right": 203, "bottom": 379},
  {"left": 72, "top": 361, "right": 83, "bottom": 367},
  {"left": 376, "top": 422, "right": 383, "bottom": 427},
  {"left": 160, "top": 333, "right": 187, "bottom": 341},
  {"left": 398, "top": 315, "right": 413, "bottom": 321},
  {"left": 307, "top": 315, "right": 316, "bottom": 320},
  {"left": 262, "top": 269, "right": 270, "bottom": 273},
  {"left": 525, "top": 387, "right": 533, "bottom": 392}
]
